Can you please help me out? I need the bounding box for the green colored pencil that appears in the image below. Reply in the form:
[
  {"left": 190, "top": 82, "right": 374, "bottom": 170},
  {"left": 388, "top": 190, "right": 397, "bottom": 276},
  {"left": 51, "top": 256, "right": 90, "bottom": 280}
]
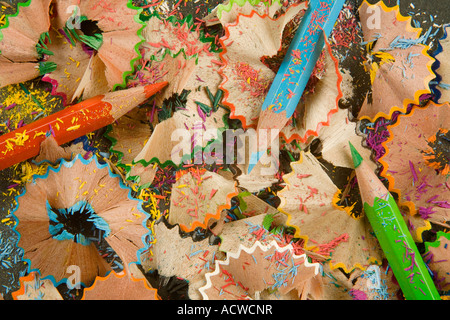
[{"left": 349, "top": 142, "right": 440, "bottom": 300}]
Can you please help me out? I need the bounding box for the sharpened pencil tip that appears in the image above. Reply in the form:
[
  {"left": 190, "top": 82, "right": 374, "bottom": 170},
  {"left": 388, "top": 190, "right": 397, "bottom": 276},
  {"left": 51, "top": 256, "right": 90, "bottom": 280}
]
[
  {"left": 247, "top": 150, "right": 266, "bottom": 174},
  {"left": 349, "top": 141, "right": 363, "bottom": 169}
]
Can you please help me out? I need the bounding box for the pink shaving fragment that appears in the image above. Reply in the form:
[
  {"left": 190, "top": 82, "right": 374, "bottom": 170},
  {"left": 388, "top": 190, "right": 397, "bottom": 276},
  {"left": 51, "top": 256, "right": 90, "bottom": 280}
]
[{"left": 409, "top": 160, "right": 418, "bottom": 185}]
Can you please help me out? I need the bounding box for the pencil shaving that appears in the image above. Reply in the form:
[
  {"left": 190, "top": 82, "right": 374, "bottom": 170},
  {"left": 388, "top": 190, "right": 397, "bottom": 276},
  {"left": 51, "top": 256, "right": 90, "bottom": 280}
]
[
  {"left": 379, "top": 101, "right": 450, "bottom": 225},
  {"left": 0, "top": 0, "right": 52, "bottom": 88},
  {"left": 358, "top": 0, "right": 435, "bottom": 122},
  {"left": 12, "top": 155, "right": 150, "bottom": 286},
  {"left": 278, "top": 151, "right": 383, "bottom": 272},
  {"left": 424, "top": 232, "right": 450, "bottom": 292},
  {"left": 11, "top": 272, "right": 63, "bottom": 300},
  {"left": 82, "top": 270, "right": 160, "bottom": 300},
  {"left": 168, "top": 167, "right": 238, "bottom": 232},
  {"left": 435, "top": 25, "right": 450, "bottom": 103},
  {"left": 141, "top": 221, "right": 223, "bottom": 300},
  {"left": 199, "top": 240, "right": 322, "bottom": 300},
  {"left": 218, "top": 2, "right": 306, "bottom": 128}
]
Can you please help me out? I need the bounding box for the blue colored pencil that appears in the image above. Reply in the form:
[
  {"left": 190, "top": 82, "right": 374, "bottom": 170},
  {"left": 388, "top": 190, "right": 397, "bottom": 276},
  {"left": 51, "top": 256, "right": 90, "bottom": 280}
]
[{"left": 247, "top": 0, "right": 345, "bottom": 173}]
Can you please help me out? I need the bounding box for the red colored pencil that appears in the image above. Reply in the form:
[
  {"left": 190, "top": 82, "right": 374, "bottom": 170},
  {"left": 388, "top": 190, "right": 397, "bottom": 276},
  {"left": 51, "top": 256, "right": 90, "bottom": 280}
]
[{"left": 0, "top": 82, "right": 168, "bottom": 170}]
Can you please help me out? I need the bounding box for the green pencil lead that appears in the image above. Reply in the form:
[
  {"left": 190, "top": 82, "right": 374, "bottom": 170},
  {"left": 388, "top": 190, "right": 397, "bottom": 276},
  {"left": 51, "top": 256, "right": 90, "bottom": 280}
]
[
  {"left": 349, "top": 141, "right": 363, "bottom": 169},
  {"left": 19, "top": 83, "right": 30, "bottom": 95},
  {"left": 213, "top": 89, "right": 224, "bottom": 110},
  {"left": 204, "top": 86, "right": 215, "bottom": 106}
]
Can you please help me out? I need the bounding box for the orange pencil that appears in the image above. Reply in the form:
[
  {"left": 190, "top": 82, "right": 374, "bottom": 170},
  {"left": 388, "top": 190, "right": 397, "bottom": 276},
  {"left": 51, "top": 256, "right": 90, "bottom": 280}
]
[
  {"left": 247, "top": 0, "right": 345, "bottom": 173},
  {"left": 0, "top": 82, "right": 168, "bottom": 171}
]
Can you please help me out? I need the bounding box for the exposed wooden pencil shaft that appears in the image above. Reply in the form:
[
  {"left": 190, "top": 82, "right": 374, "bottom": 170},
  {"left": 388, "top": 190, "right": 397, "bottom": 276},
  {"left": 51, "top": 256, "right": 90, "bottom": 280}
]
[{"left": 354, "top": 159, "right": 387, "bottom": 206}]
